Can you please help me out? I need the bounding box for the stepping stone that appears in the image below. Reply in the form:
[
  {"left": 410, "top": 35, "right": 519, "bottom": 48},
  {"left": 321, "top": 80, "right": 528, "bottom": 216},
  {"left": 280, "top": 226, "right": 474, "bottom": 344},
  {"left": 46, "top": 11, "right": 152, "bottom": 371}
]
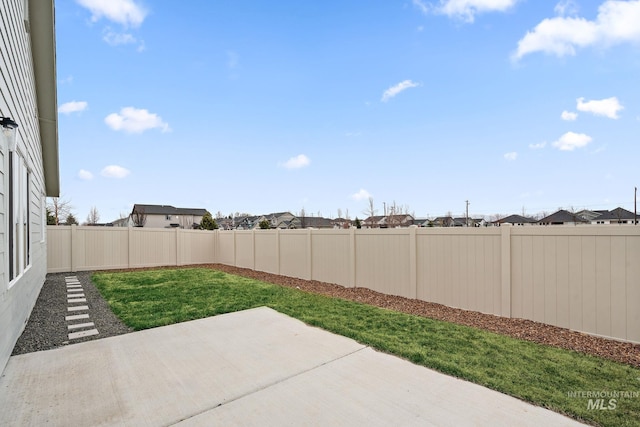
[
  {"left": 66, "top": 313, "right": 90, "bottom": 321},
  {"left": 65, "top": 282, "right": 81, "bottom": 285},
  {"left": 67, "top": 293, "right": 85, "bottom": 298},
  {"left": 67, "top": 289, "right": 83, "bottom": 293},
  {"left": 68, "top": 298, "right": 87, "bottom": 303},
  {"left": 68, "top": 329, "right": 99, "bottom": 340},
  {"left": 68, "top": 322, "right": 95, "bottom": 331},
  {"left": 67, "top": 305, "right": 89, "bottom": 312},
  {"left": 66, "top": 284, "right": 82, "bottom": 288}
]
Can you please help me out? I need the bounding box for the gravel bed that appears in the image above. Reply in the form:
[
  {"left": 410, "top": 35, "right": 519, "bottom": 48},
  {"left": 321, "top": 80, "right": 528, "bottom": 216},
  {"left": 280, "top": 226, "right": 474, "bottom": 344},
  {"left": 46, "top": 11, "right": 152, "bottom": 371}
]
[{"left": 11, "top": 271, "right": 133, "bottom": 355}]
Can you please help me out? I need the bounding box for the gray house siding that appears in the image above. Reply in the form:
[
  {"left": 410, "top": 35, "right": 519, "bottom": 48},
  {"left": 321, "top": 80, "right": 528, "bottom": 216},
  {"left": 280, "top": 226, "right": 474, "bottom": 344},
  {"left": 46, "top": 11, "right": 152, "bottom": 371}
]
[{"left": 0, "top": 0, "right": 58, "bottom": 373}]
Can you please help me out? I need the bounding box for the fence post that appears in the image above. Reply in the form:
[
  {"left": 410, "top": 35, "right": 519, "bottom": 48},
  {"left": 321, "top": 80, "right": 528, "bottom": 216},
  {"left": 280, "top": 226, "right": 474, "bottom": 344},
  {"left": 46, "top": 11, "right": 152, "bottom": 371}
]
[
  {"left": 501, "top": 224, "right": 512, "bottom": 318},
  {"left": 275, "top": 228, "right": 281, "bottom": 275},
  {"left": 251, "top": 228, "right": 256, "bottom": 270},
  {"left": 349, "top": 227, "right": 356, "bottom": 288},
  {"left": 409, "top": 226, "right": 417, "bottom": 299},
  {"left": 70, "top": 224, "right": 78, "bottom": 272},
  {"left": 175, "top": 228, "right": 181, "bottom": 266},
  {"left": 306, "top": 228, "right": 313, "bottom": 280},
  {"left": 128, "top": 226, "right": 133, "bottom": 269}
]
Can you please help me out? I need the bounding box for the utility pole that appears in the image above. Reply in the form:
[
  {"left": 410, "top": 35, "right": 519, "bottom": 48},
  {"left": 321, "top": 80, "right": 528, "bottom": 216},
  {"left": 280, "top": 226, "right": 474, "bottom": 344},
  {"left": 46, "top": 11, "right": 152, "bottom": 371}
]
[
  {"left": 635, "top": 187, "right": 637, "bottom": 225},
  {"left": 465, "top": 200, "right": 470, "bottom": 227}
]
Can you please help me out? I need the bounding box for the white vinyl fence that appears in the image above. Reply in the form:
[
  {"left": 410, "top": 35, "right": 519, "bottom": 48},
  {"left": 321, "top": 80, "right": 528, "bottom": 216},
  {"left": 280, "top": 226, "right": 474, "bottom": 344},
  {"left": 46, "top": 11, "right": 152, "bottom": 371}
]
[{"left": 47, "top": 225, "right": 640, "bottom": 344}]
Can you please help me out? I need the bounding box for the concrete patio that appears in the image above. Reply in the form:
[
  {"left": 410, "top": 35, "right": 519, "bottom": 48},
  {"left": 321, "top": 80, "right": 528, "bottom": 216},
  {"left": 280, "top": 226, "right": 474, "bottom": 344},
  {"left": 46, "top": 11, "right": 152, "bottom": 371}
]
[{"left": 0, "top": 307, "right": 586, "bottom": 426}]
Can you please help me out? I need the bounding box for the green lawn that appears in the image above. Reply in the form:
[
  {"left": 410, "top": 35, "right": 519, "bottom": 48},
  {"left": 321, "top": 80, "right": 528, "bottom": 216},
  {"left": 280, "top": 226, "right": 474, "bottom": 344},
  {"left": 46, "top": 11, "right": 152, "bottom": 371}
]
[{"left": 92, "top": 267, "right": 640, "bottom": 427}]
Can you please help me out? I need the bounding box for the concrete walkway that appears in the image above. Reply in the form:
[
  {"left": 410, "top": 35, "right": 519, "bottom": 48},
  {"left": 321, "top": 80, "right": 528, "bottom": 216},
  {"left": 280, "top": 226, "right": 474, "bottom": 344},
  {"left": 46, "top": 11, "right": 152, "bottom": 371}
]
[{"left": 0, "top": 307, "right": 585, "bottom": 426}]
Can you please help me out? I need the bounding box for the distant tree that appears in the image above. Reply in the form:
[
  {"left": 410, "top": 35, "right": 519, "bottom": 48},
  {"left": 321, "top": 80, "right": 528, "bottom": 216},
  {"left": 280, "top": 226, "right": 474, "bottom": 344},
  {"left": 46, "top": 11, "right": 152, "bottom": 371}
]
[
  {"left": 64, "top": 213, "right": 79, "bottom": 225},
  {"left": 47, "top": 196, "right": 73, "bottom": 225},
  {"left": 259, "top": 219, "right": 270, "bottom": 229},
  {"left": 363, "top": 197, "right": 377, "bottom": 228},
  {"left": 46, "top": 208, "right": 56, "bottom": 225},
  {"left": 131, "top": 206, "right": 147, "bottom": 227},
  {"left": 200, "top": 212, "right": 218, "bottom": 230},
  {"left": 337, "top": 208, "right": 343, "bottom": 219},
  {"left": 355, "top": 217, "right": 362, "bottom": 229},
  {"left": 86, "top": 206, "right": 100, "bottom": 225},
  {"left": 299, "top": 208, "right": 306, "bottom": 229}
]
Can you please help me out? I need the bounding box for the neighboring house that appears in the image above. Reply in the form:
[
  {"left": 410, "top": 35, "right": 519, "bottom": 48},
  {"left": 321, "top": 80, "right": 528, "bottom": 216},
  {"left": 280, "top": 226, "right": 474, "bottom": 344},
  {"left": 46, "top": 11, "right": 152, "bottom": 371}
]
[
  {"left": 432, "top": 216, "right": 455, "bottom": 227},
  {"left": 493, "top": 214, "right": 538, "bottom": 226},
  {"left": 0, "top": 1, "right": 59, "bottom": 373},
  {"left": 297, "top": 216, "right": 334, "bottom": 229},
  {"left": 538, "top": 210, "right": 589, "bottom": 226},
  {"left": 362, "top": 214, "right": 416, "bottom": 228},
  {"left": 589, "top": 207, "right": 637, "bottom": 225},
  {"left": 111, "top": 217, "right": 132, "bottom": 227},
  {"left": 266, "top": 212, "right": 296, "bottom": 229},
  {"left": 130, "top": 204, "right": 209, "bottom": 229},
  {"left": 576, "top": 209, "right": 609, "bottom": 223},
  {"left": 362, "top": 215, "right": 385, "bottom": 228},
  {"left": 331, "top": 217, "right": 353, "bottom": 229}
]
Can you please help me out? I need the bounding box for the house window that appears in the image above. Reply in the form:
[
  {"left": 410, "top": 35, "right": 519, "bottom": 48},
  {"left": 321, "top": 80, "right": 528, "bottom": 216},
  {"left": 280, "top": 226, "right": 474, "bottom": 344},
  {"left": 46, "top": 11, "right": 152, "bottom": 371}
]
[
  {"left": 166, "top": 215, "right": 171, "bottom": 220},
  {"left": 9, "top": 152, "right": 30, "bottom": 283}
]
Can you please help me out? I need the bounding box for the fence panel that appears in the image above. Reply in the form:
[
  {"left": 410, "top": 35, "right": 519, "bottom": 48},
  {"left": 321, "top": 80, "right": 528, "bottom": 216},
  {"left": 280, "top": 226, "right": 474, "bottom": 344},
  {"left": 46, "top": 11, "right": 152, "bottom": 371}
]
[
  {"left": 46, "top": 226, "right": 72, "bottom": 272},
  {"left": 234, "top": 231, "right": 254, "bottom": 270},
  {"left": 511, "top": 227, "right": 640, "bottom": 343},
  {"left": 310, "top": 229, "right": 352, "bottom": 286},
  {"left": 253, "top": 230, "right": 279, "bottom": 274},
  {"left": 279, "top": 230, "right": 309, "bottom": 280},
  {"left": 355, "top": 229, "right": 412, "bottom": 298},
  {"left": 416, "top": 228, "right": 502, "bottom": 316}
]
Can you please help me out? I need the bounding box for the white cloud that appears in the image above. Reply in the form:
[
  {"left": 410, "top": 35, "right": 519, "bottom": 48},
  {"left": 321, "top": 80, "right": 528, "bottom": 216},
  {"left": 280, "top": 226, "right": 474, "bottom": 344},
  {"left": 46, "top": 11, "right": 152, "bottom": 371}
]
[
  {"left": 561, "top": 110, "right": 578, "bottom": 121},
  {"left": 102, "top": 29, "right": 145, "bottom": 51},
  {"left": 576, "top": 96, "right": 623, "bottom": 119},
  {"left": 430, "top": 0, "right": 519, "bottom": 23},
  {"left": 504, "top": 152, "right": 518, "bottom": 161},
  {"left": 381, "top": 80, "right": 420, "bottom": 102},
  {"left": 413, "top": 0, "right": 430, "bottom": 14},
  {"left": 76, "top": 0, "right": 148, "bottom": 27},
  {"left": 59, "top": 101, "right": 88, "bottom": 114},
  {"left": 552, "top": 131, "right": 592, "bottom": 151},
  {"left": 78, "top": 169, "right": 94, "bottom": 180},
  {"left": 351, "top": 189, "right": 372, "bottom": 201},
  {"left": 280, "top": 154, "right": 310, "bottom": 169},
  {"left": 554, "top": 0, "right": 579, "bottom": 16},
  {"left": 58, "top": 75, "right": 74, "bottom": 85},
  {"left": 101, "top": 165, "right": 130, "bottom": 178},
  {"left": 529, "top": 141, "right": 547, "bottom": 149},
  {"left": 513, "top": 0, "right": 640, "bottom": 60},
  {"left": 105, "top": 107, "right": 170, "bottom": 133}
]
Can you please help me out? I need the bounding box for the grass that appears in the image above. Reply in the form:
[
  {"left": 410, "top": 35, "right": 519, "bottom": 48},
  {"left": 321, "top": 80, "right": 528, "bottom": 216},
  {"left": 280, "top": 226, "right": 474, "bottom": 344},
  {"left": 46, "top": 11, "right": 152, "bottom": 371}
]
[{"left": 92, "top": 267, "right": 640, "bottom": 427}]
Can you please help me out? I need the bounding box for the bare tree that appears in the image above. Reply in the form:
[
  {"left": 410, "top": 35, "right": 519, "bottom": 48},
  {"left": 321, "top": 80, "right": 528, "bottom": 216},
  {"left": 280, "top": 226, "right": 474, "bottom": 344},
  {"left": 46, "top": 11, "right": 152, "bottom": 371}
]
[
  {"left": 131, "top": 206, "right": 147, "bottom": 227},
  {"left": 337, "top": 208, "right": 343, "bottom": 219},
  {"left": 47, "top": 196, "right": 73, "bottom": 225},
  {"left": 299, "top": 208, "right": 306, "bottom": 229},
  {"left": 363, "top": 197, "right": 377, "bottom": 228},
  {"left": 86, "top": 206, "right": 100, "bottom": 225}
]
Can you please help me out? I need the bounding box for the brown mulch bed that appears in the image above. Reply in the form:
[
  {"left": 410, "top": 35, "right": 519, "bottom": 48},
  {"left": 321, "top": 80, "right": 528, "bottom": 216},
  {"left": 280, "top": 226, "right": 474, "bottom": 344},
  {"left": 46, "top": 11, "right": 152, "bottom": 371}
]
[{"left": 200, "top": 264, "right": 640, "bottom": 368}]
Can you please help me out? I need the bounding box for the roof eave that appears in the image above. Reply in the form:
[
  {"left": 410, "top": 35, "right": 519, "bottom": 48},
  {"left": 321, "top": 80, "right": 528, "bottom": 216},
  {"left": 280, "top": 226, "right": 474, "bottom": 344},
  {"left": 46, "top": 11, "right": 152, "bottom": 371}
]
[{"left": 30, "top": 1, "right": 59, "bottom": 197}]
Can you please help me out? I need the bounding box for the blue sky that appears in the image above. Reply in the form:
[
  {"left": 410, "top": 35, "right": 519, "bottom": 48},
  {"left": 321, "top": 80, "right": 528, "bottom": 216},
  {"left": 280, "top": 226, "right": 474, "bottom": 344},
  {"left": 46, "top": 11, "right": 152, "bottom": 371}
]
[{"left": 55, "top": 0, "right": 640, "bottom": 222}]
